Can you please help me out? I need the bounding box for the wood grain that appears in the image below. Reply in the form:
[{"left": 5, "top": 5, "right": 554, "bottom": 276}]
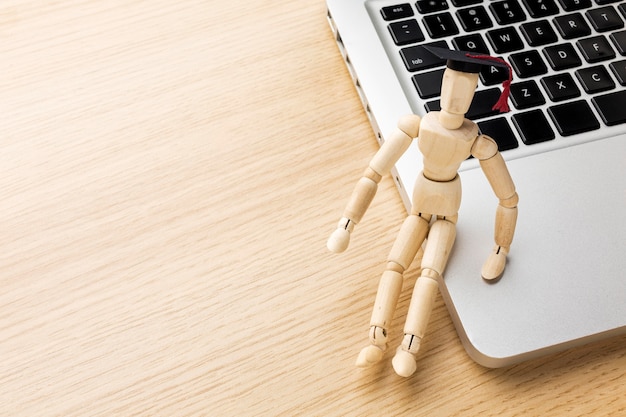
[{"left": 1, "top": 1, "right": 624, "bottom": 415}]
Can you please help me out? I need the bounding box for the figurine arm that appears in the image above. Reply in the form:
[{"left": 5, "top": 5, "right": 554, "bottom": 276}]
[
  {"left": 471, "top": 135, "right": 518, "bottom": 280},
  {"left": 327, "top": 114, "right": 421, "bottom": 253}
]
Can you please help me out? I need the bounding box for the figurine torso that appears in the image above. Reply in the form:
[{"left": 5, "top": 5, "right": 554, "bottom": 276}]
[
  {"left": 417, "top": 112, "right": 479, "bottom": 182},
  {"left": 410, "top": 112, "right": 479, "bottom": 217}
]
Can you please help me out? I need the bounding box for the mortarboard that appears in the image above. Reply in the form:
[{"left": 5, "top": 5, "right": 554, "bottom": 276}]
[{"left": 423, "top": 45, "right": 513, "bottom": 113}]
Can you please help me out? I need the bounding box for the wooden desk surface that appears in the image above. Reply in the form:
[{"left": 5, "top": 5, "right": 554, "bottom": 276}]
[{"left": 1, "top": 1, "right": 624, "bottom": 415}]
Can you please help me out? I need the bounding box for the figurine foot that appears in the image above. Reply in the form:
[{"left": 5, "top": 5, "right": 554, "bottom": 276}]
[
  {"left": 355, "top": 345, "right": 385, "bottom": 367},
  {"left": 392, "top": 348, "right": 418, "bottom": 377},
  {"left": 392, "top": 334, "right": 421, "bottom": 377},
  {"left": 327, "top": 218, "right": 354, "bottom": 253}
]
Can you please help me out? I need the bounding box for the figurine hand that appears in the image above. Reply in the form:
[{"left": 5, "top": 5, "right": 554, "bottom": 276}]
[
  {"left": 481, "top": 245, "right": 508, "bottom": 281},
  {"left": 327, "top": 217, "right": 354, "bottom": 253},
  {"left": 327, "top": 227, "right": 351, "bottom": 253}
]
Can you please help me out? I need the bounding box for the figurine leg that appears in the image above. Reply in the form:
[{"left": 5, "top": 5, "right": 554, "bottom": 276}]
[
  {"left": 356, "top": 213, "right": 431, "bottom": 368},
  {"left": 392, "top": 216, "right": 456, "bottom": 377}
]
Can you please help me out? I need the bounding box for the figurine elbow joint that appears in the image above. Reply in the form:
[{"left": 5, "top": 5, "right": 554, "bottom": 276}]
[
  {"left": 471, "top": 135, "right": 498, "bottom": 160},
  {"left": 364, "top": 167, "right": 383, "bottom": 182},
  {"left": 500, "top": 192, "right": 519, "bottom": 208}
]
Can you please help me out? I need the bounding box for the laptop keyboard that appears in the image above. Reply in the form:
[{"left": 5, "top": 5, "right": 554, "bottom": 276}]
[{"left": 377, "top": 0, "right": 626, "bottom": 153}]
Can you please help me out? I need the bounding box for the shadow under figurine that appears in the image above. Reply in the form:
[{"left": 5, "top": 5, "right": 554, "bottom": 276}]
[{"left": 327, "top": 46, "right": 519, "bottom": 377}]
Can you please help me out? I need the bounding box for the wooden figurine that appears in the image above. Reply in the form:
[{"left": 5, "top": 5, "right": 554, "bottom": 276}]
[{"left": 327, "top": 46, "right": 518, "bottom": 377}]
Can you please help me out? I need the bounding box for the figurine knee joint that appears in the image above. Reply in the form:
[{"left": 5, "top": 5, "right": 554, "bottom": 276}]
[
  {"left": 386, "top": 261, "right": 405, "bottom": 274},
  {"left": 420, "top": 268, "right": 440, "bottom": 280}
]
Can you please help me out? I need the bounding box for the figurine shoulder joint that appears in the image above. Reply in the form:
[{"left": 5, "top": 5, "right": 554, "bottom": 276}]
[{"left": 397, "top": 114, "right": 421, "bottom": 138}]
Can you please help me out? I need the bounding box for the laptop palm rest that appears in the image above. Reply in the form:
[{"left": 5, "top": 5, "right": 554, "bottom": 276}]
[{"left": 441, "top": 136, "right": 626, "bottom": 367}]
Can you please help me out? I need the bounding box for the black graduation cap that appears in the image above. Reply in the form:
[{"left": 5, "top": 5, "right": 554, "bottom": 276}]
[
  {"left": 423, "top": 45, "right": 508, "bottom": 73},
  {"left": 423, "top": 45, "right": 513, "bottom": 112}
]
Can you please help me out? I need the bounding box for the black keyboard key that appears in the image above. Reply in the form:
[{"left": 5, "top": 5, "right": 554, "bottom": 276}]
[
  {"left": 451, "top": 0, "right": 481, "bottom": 6},
  {"left": 522, "top": 0, "right": 560, "bottom": 17},
  {"left": 577, "top": 36, "right": 616, "bottom": 62},
  {"left": 586, "top": 6, "right": 625, "bottom": 32},
  {"left": 543, "top": 43, "right": 582, "bottom": 70},
  {"left": 510, "top": 80, "right": 546, "bottom": 109},
  {"left": 512, "top": 109, "right": 555, "bottom": 144},
  {"left": 412, "top": 68, "right": 445, "bottom": 98},
  {"left": 478, "top": 117, "right": 519, "bottom": 151},
  {"left": 620, "top": 3, "right": 626, "bottom": 18},
  {"left": 547, "top": 100, "right": 600, "bottom": 136},
  {"left": 453, "top": 34, "right": 490, "bottom": 54},
  {"left": 521, "top": 20, "right": 559, "bottom": 46},
  {"left": 609, "top": 59, "right": 626, "bottom": 85},
  {"left": 415, "top": 0, "right": 449, "bottom": 14},
  {"left": 553, "top": 13, "right": 591, "bottom": 39},
  {"left": 557, "top": 0, "right": 592, "bottom": 11},
  {"left": 480, "top": 59, "right": 510, "bottom": 85},
  {"left": 487, "top": 27, "right": 525, "bottom": 53},
  {"left": 423, "top": 13, "right": 459, "bottom": 38},
  {"left": 610, "top": 30, "right": 626, "bottom": 55},
  {"left": 466, "top": 89, "right": 507, "bottom": 119},
  {"left": 592, "top": 90, "right": 626, "bottom": 125},
  {"left": 400, "top": 41, "right": 448, "bottom": 71},
  {"left": 541, "top": 73, "right": 581, "bottom": 101},
  {"left": 456, "top": 6, "right": 493, "bottom": 32},
  {"left": 424, "top": 100, "right": 441, "bottom": 113},
  {"left": 381, "top": 4, "right": 414, "bottom": 21},
  {"left": 575, "top": 65, "right": 615, "bottom": 93},
  {"left": 510, "top": 50, "right": 549, "bottom": 77},
  {"left": 596, "top": 0, "right": 622, "bottom": 4},
  {"left": 490, "top": 1, "right": 527, "bottom": 24},
  {"left": 389, "top": 20, "right": 425, "bottom": 45}
]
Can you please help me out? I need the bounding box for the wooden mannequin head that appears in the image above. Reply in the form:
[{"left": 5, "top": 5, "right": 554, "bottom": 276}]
[
  {"left": 438, "top": 68, "right": 479, "bottom": 130},
  {"left": 422, "top": 46, "right": 512, "bottom": 130}
]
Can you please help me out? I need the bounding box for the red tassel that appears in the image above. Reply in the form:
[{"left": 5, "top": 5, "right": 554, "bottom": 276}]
[
  {"left": 492, "top": 79, "right": 511, "bottom": 113},
  {"left": 465, "top": 53, "right": 513, "bottom": 113}
]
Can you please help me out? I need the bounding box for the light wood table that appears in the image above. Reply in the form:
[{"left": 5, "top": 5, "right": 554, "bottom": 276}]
[{"left": 1, "top": 1, "right": 624, "bottom": 415}]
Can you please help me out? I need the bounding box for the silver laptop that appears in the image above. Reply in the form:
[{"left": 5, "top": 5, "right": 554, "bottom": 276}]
[{"left": 326, "top": 0, "right": 626, "bottom": 367}]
